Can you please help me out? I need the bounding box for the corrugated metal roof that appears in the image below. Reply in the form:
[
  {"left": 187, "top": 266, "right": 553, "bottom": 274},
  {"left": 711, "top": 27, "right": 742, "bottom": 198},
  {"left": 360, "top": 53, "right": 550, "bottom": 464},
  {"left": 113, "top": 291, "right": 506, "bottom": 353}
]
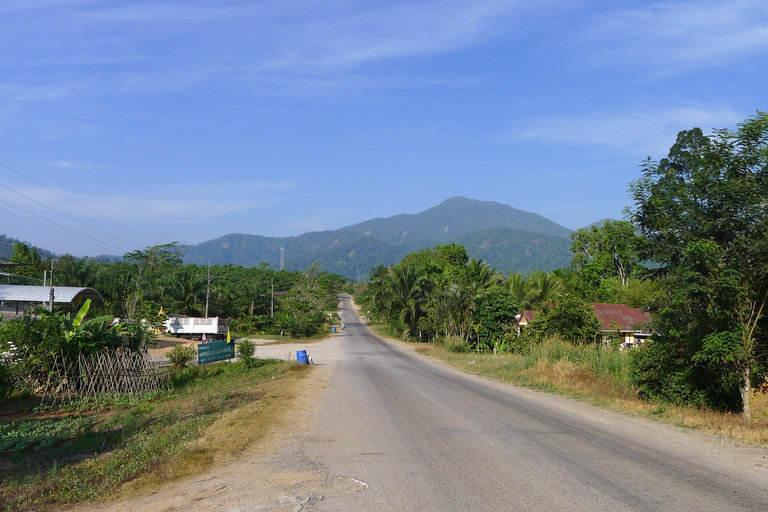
[
  {"left": 0, "top": 285, "right": 104, "bottom": 303},
  {"left": 592, "top": 303, "right": 651, "bottom": 332}
]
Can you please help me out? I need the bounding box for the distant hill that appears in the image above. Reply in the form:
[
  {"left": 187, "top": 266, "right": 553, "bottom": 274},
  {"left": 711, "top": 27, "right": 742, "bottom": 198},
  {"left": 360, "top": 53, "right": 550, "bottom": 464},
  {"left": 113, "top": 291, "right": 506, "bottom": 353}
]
[
  {"left": 183, "top": 197, "right": 576, "bottom": 280},
  {"left": 0, "top": 235, "right": 55, "bottom": 262}
]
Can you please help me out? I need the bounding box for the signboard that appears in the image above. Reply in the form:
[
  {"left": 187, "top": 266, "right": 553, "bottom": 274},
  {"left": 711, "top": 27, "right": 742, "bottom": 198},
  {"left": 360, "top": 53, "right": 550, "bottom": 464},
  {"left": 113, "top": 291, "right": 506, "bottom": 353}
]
[{"left": 197, "top": 340, "right": 235, "bottom": 365}]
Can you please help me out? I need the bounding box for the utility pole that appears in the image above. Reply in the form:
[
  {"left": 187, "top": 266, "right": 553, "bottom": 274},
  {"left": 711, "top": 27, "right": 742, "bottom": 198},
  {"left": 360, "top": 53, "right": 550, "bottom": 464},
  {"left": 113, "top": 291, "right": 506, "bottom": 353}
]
[
  {"left": 271, "top": 277, "right": 274, "bottom": 317},
  {"left": 198, "top": 261, "right": 221, "bottom": 318},
  {"left": 280, "top": 247, "right": 284, "bottom": 270},
  {"left": 48, "top": 261, "right": 55, "bottom": 311}
]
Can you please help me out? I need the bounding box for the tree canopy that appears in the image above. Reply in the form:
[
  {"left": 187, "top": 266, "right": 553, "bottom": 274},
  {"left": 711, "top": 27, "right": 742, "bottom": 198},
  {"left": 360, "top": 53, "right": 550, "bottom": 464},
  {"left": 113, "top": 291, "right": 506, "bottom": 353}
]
[{"left": 627, "top": 111, "right": 768, "bottom": 417}]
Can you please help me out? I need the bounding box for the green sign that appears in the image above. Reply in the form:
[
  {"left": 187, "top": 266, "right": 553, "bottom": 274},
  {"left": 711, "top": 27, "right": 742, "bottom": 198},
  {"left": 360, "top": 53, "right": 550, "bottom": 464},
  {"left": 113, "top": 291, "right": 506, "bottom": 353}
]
[{"left": 197, "top": 340, "right": 235, "bottom": 365}]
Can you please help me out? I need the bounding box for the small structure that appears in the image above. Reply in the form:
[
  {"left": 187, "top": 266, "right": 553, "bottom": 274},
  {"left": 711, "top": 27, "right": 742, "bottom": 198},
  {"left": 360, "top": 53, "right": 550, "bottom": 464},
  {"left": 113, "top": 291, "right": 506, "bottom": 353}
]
[{"left": 0, "top": 285, "right": 104, "bottom": 320}]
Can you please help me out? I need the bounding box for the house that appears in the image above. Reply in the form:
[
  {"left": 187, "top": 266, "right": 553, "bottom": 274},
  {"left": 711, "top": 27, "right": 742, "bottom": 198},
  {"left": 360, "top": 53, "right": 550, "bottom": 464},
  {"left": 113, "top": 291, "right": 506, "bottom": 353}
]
[
  {"left": 591, "top": 303, "right": 652, "bottom": 347},
  {"left": 515, "top": 303, "right": 652, "bottom": 347}
]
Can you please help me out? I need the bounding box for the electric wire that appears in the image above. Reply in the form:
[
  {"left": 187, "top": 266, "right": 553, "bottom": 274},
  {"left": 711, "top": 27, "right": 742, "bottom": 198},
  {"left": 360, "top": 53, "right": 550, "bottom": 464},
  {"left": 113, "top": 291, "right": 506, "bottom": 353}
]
[
  {"left": 0, "top": 181, "right": 141, "bottom": 251},
  {"left": 0, "top": 161, "right": 155, "bottom": 243},
  {"left": 0, "top": 197, "right": 129, "bottom": 254},
  {"left": 0, "top": 206, "right": 122, "bottom": 254}
]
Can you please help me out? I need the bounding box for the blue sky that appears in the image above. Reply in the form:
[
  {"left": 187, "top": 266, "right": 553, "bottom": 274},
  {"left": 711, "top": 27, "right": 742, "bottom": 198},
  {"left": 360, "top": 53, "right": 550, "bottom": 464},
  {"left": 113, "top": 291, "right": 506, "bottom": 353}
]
[{"left": 1, "top": 0, "right": 766, "bottom": 257}]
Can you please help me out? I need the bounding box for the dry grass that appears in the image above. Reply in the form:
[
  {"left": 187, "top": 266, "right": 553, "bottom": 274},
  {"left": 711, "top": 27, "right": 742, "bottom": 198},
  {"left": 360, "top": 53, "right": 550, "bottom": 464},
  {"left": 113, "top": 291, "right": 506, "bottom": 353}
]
[
  {"left": 119, "top": 365, "right": 312, "bottom": 497},
  {"left": 418, "top": 345, "right": 768, "bottom": 448}
]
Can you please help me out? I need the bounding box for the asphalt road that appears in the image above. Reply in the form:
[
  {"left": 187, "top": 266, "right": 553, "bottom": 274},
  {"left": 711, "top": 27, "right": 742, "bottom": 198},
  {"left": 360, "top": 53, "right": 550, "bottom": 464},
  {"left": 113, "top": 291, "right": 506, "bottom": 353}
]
[{"left": 292, "top": 296, "right": 768, "bottom": 511}]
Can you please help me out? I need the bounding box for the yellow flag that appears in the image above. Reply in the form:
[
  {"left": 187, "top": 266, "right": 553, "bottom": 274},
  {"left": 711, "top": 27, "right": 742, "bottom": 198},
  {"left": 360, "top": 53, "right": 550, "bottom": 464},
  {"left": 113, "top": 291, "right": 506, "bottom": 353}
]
[{"left": 227, "top": 329, "right": 232, "bottom": 344}]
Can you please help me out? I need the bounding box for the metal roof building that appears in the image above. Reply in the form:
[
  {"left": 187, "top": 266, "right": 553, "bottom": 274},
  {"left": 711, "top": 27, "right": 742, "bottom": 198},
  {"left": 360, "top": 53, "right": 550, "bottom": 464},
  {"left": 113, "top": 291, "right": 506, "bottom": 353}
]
[{"left": 0, "top": 285, "right": 104, "bottom": 304}]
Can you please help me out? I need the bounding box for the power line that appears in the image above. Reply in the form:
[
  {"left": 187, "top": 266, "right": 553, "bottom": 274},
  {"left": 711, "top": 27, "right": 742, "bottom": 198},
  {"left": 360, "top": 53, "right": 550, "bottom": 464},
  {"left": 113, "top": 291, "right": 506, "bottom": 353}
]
[
  {"left": 0, "top": 160, "right": 155, "bottom": 243},
  {"left": 0, "top": 206, "right": 122, "bottom": 254},
  {"left": 0, "top": 181, "right": 141, "bottom": 251},
  {"left": 0, "top": 197, "right": 129, "bottom": 254}
]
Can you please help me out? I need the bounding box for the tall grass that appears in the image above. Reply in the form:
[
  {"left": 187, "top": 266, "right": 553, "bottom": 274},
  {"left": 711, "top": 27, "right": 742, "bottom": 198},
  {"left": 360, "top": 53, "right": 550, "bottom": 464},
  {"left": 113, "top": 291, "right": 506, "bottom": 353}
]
[
  {"left": 524, "top": 338, "right": 632, "bottom": 390},
  {"left": 419, "top": 337, "right": 768, "bottom": 447}
]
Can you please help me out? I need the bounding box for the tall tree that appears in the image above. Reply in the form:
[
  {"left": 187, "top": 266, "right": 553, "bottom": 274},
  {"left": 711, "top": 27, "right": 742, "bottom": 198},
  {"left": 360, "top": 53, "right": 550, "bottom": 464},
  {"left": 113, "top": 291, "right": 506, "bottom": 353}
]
[
  {"left": 570, "top": 220, "right": 642, "bottom": 288},
  {"left": 628, "top": 112, "right": 768, "bottom": 418}
]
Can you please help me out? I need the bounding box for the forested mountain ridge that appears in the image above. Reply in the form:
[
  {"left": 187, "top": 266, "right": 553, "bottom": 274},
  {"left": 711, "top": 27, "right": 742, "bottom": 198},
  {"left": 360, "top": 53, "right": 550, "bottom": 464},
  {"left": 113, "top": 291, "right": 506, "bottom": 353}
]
[
  {"left": 0, "top": 235, "right": 55, "bottom": 262},
  {"left": 335, "top": 196, "right": 572, "bottom": 243},
  {"left": 183, "top": 197, "right": 575, "bottom": 280}
]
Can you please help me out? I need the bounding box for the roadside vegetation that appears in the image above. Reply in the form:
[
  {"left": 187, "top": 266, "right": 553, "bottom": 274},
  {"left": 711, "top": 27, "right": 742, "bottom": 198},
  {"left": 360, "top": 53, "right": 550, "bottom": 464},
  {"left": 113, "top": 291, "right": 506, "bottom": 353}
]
[
  {"left": 1, "top": 246, "right": 342, "bottom": 510},
  {"left": 359, "top": 111, "right": 768, "bottom": 424},
  {"left": 5, "top": 244, "right": 344, "bottom": 341},
  {"left": 419, "top": 339, "right": 768, "bottom": 446},
  {"left": 0, "top": 357, "right": 307, "bottom": 511}
]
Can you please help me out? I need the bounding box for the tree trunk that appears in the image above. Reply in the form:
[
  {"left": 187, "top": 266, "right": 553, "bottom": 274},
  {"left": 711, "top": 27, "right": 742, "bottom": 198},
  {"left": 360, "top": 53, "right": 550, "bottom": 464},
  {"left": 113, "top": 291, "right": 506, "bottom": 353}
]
[{"left": 739, "top": 366, "right": 752, "bottom": 420}]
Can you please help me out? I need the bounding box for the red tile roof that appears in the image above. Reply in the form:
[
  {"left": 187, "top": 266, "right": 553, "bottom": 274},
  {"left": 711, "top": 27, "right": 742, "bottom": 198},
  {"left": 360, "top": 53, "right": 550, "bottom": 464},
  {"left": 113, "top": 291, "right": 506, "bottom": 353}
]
[
  {"left": 591, "top": 303, "right": 651, "bottom": 332},
  {"left": 516, "top": 304, "right": 652, "bottom": 333}
]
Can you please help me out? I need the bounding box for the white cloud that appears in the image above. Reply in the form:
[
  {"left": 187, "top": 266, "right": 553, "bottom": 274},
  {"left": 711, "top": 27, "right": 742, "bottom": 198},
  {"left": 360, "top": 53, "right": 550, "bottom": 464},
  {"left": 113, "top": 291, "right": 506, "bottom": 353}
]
[
  {"left": 583, "top": 0, "right": 768, "bottom": 73},
  {"left": 515, "top": 106, "right": 743, "bottom": 155}
]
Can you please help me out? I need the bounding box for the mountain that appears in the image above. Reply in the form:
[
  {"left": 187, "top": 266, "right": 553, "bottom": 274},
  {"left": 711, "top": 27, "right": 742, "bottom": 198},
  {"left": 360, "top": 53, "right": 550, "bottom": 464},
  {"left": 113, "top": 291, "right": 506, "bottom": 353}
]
[
  {"left": 0, "top": 235, "right": 55, "bottom": 262},
  {"left": 183, "top": 197, "right": 576, "bottom": 280}
]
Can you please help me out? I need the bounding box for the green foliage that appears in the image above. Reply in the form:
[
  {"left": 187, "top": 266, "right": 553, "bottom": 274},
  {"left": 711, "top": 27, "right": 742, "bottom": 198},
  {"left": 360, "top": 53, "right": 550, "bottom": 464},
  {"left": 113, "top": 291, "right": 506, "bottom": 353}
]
[
  {"left": 441, "top": 336, "right": 470, "bottom": 353},
  {"left": 0, "top": 416, "right": 93, "bottom": 451},
  {"left": 529, "top": 296, "right": 600, "bottom": 344},
  {"left": 166, "top": 345, "right": 197, "bottom": 369},
  {"left": 236, "top": 340, "right": 256, "bottom": 366},
  {"left": 6, "top": 242, "right": 46, "bottom": 281},
  {"left": 628, "top": 337, "right": 734, "bottom": 409},
  {"left": 627, "top": 112, "right": 768, "bottom": 416},
  {"left": 473, "top": 288, "right": 519, "bottom": 352},
  {"left": 569, "top": 220, "right": 643, "bottom": 291}
]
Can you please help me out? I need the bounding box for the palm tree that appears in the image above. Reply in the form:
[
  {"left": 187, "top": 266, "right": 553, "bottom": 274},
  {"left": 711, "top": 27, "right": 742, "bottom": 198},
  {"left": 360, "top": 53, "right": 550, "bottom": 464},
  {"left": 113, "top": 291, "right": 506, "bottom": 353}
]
[
  {"left": 505, "top": 271, "right": 529, "bottom": 309},
  {"left": 525, "top": 270, "right": 564, "bottom": 309},
  {"left": 462, "top": 258, "right": 501, "bottom": 296},
  {"left": 387, "top": 263, "right": 430, "bottom": 339}
]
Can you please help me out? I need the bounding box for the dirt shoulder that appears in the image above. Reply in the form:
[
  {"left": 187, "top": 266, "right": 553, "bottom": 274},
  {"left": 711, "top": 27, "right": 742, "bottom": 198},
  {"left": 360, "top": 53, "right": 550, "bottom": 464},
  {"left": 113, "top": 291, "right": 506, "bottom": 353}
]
[{"left": 69, "top": 336, "right": 353, "bottom": 512}]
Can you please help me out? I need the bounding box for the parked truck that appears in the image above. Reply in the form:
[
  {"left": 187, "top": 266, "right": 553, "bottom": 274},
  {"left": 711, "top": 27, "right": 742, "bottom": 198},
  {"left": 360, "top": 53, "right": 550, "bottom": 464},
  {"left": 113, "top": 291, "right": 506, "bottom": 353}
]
[{"left": 164, "top": 315, "right": 230, "bottom": 341}]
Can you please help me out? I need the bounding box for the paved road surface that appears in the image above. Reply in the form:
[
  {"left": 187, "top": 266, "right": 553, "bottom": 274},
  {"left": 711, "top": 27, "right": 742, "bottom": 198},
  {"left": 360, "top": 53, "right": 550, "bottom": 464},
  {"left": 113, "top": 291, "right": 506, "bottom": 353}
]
[{"left": 286, "top": 295, "right": 768, "bottom": 511}]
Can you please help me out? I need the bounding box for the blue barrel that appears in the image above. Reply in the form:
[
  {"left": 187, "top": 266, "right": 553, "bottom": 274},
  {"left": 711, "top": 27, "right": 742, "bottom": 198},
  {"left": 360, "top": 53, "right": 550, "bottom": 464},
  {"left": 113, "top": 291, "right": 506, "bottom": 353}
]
[
  {"left": 332, "top": 326, "right": 337, "bottom": 333},
  {"left": 296, "top": 350, "right": 308, "bottom": 364}
]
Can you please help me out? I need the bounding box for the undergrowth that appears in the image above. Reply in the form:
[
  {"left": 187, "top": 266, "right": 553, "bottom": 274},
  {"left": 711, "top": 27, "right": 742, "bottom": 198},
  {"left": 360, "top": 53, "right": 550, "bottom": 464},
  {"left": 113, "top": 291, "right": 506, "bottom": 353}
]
[{"left": 0, "top": 358, "right": 302, "bottom": 511}]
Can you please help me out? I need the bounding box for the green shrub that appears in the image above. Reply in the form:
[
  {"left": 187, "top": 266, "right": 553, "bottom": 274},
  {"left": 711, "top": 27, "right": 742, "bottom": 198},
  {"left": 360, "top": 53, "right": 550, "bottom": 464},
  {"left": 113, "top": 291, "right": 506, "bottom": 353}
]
[
  {"left": 236, "top": 340, "right": 255, "bottom": 366},
  {"left": 166, "top": 345, "right": 196, "bottom": 369},
  {"left": 442, "top": 336, "right": 470, "bottom": 353}
]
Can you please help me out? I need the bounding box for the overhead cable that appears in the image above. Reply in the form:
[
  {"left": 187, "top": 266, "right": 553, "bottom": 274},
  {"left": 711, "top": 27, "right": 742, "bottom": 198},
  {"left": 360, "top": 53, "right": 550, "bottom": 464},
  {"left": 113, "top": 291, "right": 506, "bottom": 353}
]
[
  {"left": 0, "top": 197, "right": 129, "bottom": 254},
  {"left": 0, "top": 181, "right": 141, "bottom": 251},
  {"left": 0, "top": 206, "right": 123, "bottom": 254},
  {"left": 0, "top": 160, "right": 155, "bottom": 243}
]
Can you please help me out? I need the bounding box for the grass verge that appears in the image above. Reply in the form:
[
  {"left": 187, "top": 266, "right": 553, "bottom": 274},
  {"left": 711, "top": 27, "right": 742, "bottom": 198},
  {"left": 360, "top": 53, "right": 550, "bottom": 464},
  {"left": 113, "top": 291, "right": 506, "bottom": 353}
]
[
  {"left": 0, "top": 359, "right": 310, "bottom": 511},
  {"left": 417, "top": 339, "right": 768, "bottom": 448}
]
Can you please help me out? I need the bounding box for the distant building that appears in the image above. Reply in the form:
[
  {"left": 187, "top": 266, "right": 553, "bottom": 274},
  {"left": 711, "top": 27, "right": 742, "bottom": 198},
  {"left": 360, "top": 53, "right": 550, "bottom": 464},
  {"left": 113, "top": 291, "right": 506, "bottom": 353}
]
[
  {"left": 591, "top": 303, "right": 652, "bottom": 347},
  {"left": 0, "top": 285, "right": 104, "bottom": 321},
  {"left": 515, "top": 303, "right": 652, "bottom": 347}
]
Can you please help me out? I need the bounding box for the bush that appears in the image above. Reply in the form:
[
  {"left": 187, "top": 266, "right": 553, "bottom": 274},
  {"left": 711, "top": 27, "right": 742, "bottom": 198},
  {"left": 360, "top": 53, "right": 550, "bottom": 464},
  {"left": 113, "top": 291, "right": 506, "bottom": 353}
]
[
  {"left": 0, "top": 361, "right": 11, "bottom": 399},
  {"left": 628, "top": 337, "right": 738, "bottom": 410},
  {"left": 442, "top": 336, "right": 470, "bottom": 353},
  {"left": 236, "top": 340, "right": 255, "bottom": 366},
  {"left": 166, "top": 345, "right": 196, "bottom": 370}
]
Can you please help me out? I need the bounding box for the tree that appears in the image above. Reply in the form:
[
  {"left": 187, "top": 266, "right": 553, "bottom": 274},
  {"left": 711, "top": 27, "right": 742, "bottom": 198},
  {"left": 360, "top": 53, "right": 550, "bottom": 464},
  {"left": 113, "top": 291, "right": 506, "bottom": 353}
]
[
  {"left": 473, "top": 288, "right": 519, "bottom": 352},
  {"left": 627, "top": 112, "right": 768, "bottom": 418},
  {"left": 529, "top": 296, "right": 600, "bottom": 344},
  {"left": 8, "top": 242, "right": 45, "bottom": 281},
  {"left": 569, "top": 220, "right": 643, "bottom": 290}
]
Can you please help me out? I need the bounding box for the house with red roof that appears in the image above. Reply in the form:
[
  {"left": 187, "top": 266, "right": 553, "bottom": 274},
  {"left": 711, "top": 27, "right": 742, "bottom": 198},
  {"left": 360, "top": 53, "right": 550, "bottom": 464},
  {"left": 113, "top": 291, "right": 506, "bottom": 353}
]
[
  {"left": 515, "top": 303, "right": 652, "bottom": 347},
  {"left": 591, "top": 303, "right": 652, "bottom": 347}
]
